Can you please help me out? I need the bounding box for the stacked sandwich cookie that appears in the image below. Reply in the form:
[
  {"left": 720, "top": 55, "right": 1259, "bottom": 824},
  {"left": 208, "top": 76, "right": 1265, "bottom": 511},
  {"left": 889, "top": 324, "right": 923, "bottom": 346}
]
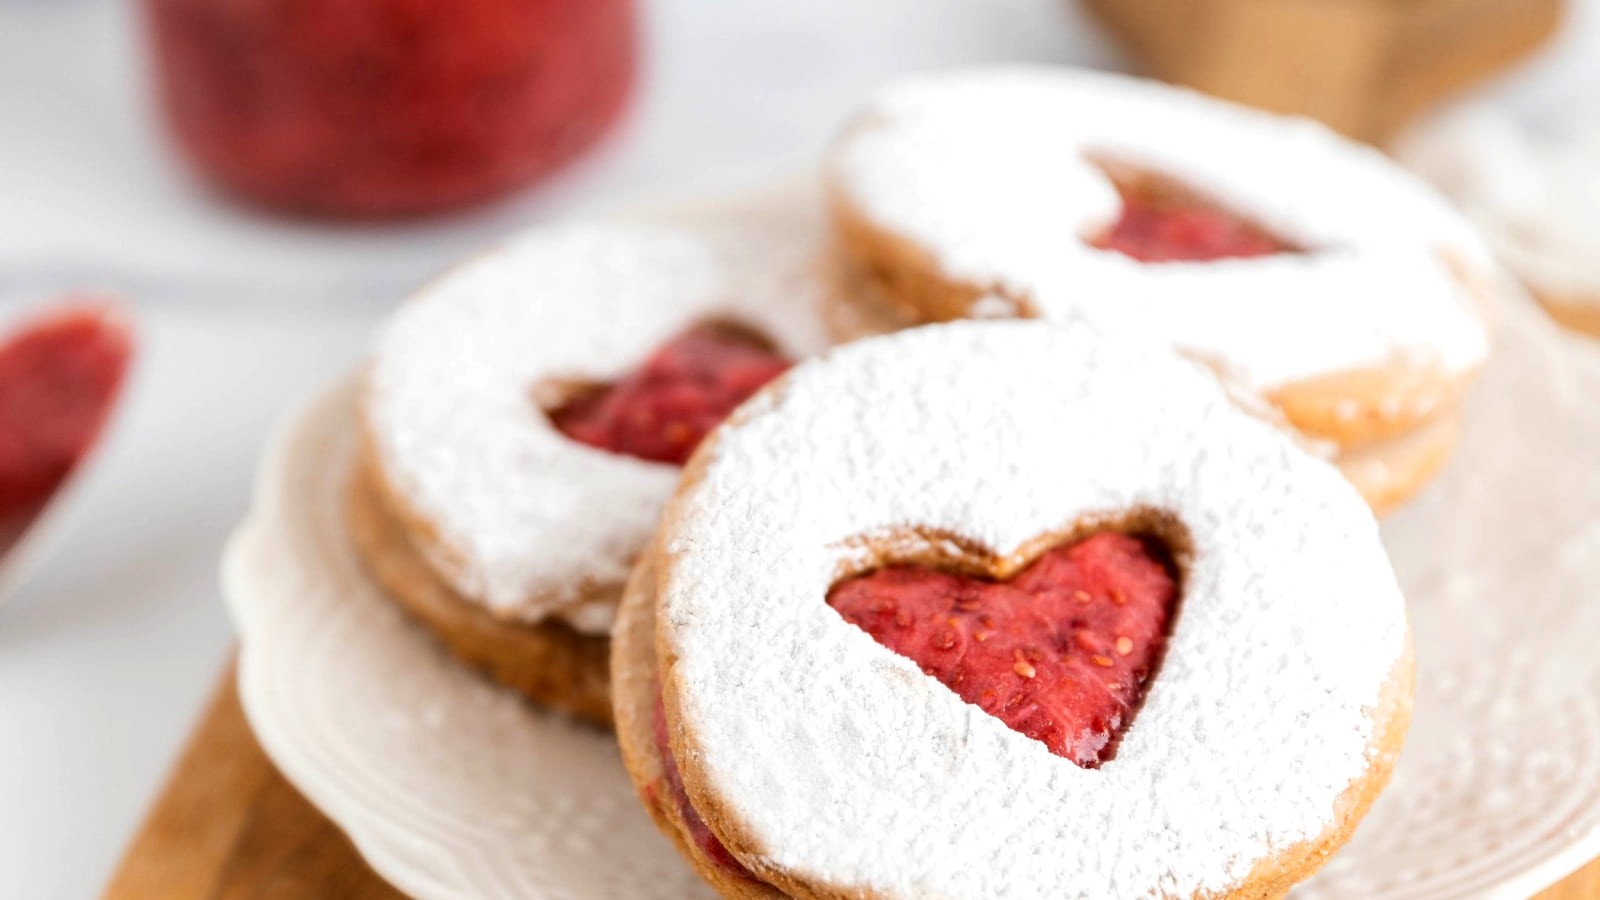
[{"left": 826, "top": 67, "right": 1505, "bottom": 512}]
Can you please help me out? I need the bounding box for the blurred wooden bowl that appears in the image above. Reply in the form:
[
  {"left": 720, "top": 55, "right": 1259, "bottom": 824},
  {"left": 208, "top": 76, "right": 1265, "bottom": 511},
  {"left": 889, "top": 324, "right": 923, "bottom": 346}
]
[{"left": 1083, "top": 0, "right": 1564, "bottom": 142}]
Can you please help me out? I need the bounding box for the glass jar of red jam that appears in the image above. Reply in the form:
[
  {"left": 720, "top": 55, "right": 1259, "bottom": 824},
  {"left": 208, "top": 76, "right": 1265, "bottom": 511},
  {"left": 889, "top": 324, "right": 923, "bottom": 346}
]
[{"left": 140, "top": 0, "right": 636, "bottom": 218}]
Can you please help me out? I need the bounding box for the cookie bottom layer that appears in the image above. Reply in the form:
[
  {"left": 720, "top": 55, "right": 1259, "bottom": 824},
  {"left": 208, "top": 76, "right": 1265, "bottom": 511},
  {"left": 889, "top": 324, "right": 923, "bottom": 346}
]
[
  {"left": 1534, "top": 290, "right": 1600, "bottom": 340},
  {"left": 820, "top": 250, "right": 923, "bottom": 343},
  {"left": 1335, "top": 411, "right": 1460, "bottom": 516},
  {"left": 346, "top": 458, "right": 613, "bottom": 727}
]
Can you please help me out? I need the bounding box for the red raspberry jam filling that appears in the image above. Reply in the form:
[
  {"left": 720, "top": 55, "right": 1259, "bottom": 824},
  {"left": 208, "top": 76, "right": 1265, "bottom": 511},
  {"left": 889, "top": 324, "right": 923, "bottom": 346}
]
[
  {"left": 1090, "top": 180, "right": 1293, "bottom": 263},
  {"left": 0, "top": 303, "right": 133, "bottom": 549},
  {"left": 548, "top": 324, "right": 791, "bottom": 466},
  {"left": 141, "top": 0, "right": 635, "bottom": 217},
  {"left": 649, "top": 696, "right": 758, "bottom": 880},
  {"left": 827, "top": 532, "right": 1178, "bottom": 767}
]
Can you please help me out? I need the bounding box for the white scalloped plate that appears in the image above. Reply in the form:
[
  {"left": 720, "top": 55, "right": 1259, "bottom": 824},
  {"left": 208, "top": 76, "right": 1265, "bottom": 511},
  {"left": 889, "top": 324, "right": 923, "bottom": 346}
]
[{"left": 224, "top": 194, "right": 1600, "bottom": 900}]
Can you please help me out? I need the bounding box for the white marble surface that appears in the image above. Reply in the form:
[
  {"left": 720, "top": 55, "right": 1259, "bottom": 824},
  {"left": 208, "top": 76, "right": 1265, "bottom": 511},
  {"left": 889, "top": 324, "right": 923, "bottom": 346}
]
[{"left": 0, "top": 0, "right": 1595, "bottom": 898}]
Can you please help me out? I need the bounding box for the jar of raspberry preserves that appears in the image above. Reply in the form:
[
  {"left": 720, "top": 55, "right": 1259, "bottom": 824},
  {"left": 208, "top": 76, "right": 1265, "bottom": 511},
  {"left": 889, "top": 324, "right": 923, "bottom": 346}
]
[{"left": 141, "top": 0, "right": 636, "bottom": 218}]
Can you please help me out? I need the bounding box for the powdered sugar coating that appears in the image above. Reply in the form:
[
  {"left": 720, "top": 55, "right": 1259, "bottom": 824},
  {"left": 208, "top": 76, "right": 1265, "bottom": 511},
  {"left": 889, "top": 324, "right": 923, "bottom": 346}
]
[
  {"left": 830, "top": 66, "right": 1496, "bottom": 389},
  {"left": 658, "top": 320, "right": 1407, "bottom": 898},
  {"left": 364, "top": 192, "right": 831, "bottom": 626}
]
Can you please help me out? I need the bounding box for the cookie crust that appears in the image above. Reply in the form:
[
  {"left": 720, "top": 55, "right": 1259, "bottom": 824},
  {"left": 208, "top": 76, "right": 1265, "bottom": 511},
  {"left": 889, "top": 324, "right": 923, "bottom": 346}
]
[{"left": 346, "top": 454, "right": 613, "bottom": 726}]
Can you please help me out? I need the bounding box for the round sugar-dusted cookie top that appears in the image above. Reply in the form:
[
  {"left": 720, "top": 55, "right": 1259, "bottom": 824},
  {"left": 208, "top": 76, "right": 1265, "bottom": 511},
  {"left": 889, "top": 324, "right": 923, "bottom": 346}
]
[
  {"left": 655, "top": 320, "right": 1411, "bottom": 898},
  {"left": 828, "top": 65, "right": 1499, "bottom": 392},
  {"left": 363, "top": 199, "right": 831, "bottom": 627}
]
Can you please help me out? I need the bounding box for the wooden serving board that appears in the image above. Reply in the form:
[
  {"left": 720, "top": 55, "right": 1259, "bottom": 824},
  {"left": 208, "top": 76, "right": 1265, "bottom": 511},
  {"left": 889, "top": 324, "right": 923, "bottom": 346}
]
[
  {"left": 104, "top": 658, "right": 1600, "bottom": 899},
  {"left": 103, "top": 659, "right": 403, "bottom": 900},
  {"left": 1083, "top": 0, "right": 1565, "bottom": 142}
]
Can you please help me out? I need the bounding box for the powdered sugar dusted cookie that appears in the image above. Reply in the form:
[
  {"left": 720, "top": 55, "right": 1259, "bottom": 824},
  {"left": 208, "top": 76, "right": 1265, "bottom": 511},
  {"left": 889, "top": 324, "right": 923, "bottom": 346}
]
[
  {"left": 1400, "top": 104, "right": 1600, "bottom": 338},
  {"left": 620, "top": 320, "right": 1412, "bottom": 898},
  {"left": 827, "top": 65, "right": 1506, "bottom": 511},
  {"left": 355, "top": 188, "right": 832, "bottom": 718}
]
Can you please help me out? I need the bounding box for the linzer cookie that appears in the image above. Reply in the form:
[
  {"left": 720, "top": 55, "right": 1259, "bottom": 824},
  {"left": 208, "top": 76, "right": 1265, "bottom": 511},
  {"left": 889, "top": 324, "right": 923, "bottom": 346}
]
[
  {"left": 1400, "top": 106, "right": 1600, "bottom": 339},
  {"left": 352, "top": 196, "right": 832, "bottom": 724},
  {"left": 616, "top": 320, "right": 1413, "bottom": 898},
  {"left": 825, "top": 66, "right": 1510, "bottom": 512}
]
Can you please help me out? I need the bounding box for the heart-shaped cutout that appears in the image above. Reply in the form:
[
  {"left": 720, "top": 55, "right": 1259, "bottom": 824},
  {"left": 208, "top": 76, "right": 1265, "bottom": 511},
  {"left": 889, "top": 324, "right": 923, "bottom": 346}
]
[
  {"left": 827, "top": 530, "right": 1180, "bottom": 767},
  {"left": 1086, "top": 162, "right": 1297, "bottom": 263},
  {"left": 542, "top": 321, "right": 791, "bottom": 466}
]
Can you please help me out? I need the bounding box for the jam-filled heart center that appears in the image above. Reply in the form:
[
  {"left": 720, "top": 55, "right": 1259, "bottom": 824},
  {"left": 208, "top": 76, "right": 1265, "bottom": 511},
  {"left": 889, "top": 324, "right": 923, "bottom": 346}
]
[
  {"left": 827, "top": 530, "right": 1180, "bottom": 767},
  {"left": 0, "top": 302, "right": 133, "bottom": 547},
  {"left": 1086, "top": 163, "right": 1298, "bottom": 263},
  {"left": 542, "top": 321, "right": 791, "bottom": 466}
]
